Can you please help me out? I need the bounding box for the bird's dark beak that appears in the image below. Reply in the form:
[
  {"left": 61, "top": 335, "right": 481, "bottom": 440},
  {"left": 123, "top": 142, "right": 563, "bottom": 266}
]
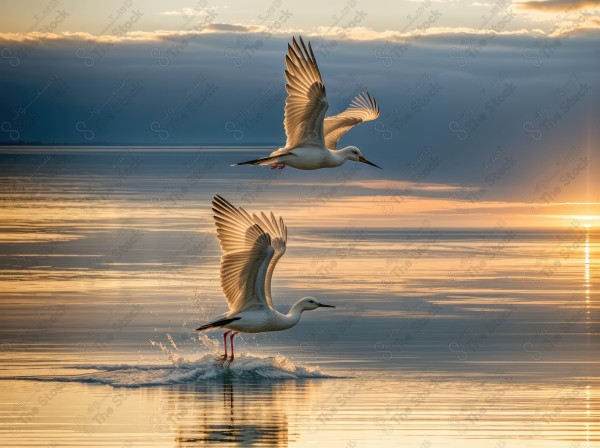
[
  {"left": 317, "top": 302, "right": 336, "bottom": 308},
  {"left": 358, "top": 155, "right": 382, "bottom": 169}
]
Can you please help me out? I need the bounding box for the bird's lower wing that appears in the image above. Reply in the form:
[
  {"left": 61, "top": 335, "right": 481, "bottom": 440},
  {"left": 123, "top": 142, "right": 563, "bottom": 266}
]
[
  {"left": 324, "top": 92, "right": 380, "bottom": 150},
  {"left": 283, "top": 36, "right": 329, "bottom": 149}
]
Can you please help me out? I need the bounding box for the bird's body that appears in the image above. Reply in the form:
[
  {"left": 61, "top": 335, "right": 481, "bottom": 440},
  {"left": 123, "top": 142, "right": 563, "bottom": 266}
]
[
  {"left": 261, "top": 146, "right": 346, "bottom": 170},
  {"left": 219, "top": 305, "right": 306, "bottom": 333},
  {"left": 233, "top": 36, "right": 382, "bottom": 171},
  {"left": 196, "top": 196, "right": 335, "bottom": 365}
]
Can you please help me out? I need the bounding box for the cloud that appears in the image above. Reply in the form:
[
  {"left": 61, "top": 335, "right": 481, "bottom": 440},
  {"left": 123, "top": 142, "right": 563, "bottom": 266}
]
[
  {"left": 0, "top": 23, "right": 298, "bottom": 44},
  {"left": 518, "top": 0, "right": 600, "bottom": 10},
  {"left": 3, "top": 13, "right": 600, "bottom": 45},
  {"left": 202, "top": 23, "right": 260, "bottom": 32},
  {"left": 549, "top": 17, "right": 600, "bottom": 36},
  {"left": 264, "top": 179, "right": 475, "bottom": 196},
  {"left": 160, "top": 7, "right": 210, "bottom": 17},
  {"left": 0, "top": 23, "right": 555, "bottom": 45}
]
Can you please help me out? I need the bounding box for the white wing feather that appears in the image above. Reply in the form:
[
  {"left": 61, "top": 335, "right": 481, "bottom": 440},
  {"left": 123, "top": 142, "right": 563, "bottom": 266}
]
[{"left": 324, "top": 92, "right": 380, "bottom": 150}]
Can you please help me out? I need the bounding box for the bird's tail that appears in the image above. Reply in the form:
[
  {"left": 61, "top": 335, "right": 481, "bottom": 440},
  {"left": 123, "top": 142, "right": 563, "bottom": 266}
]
[
  {"left": 231, "top": 154, "right": 281, "bottom": 167},
  {"left": 195, "top": 317, "right": 241, "bottom": 332}
]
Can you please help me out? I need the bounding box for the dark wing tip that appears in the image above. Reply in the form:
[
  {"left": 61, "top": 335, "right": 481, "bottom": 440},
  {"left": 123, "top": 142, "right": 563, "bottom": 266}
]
[
  {"left": 357, "top": 91, "right": 380, "bottom": 116},
  {"left": 212, "top": 195, "right": 241, "bottom": 220},
  {"left": 213, "top": 194, "right": 229, "bottom": 208},
  {"left": 212, "top": 195, "right": 223, "bottom": 208},
  {"left": 299, "top": 35, "right": 309, "bottom": 56},
  {"left": 308, "top": 40, "right": 315, "bottom": 58}
]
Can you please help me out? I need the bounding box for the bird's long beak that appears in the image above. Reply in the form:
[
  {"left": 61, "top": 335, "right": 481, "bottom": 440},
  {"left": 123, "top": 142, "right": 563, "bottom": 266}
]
[
  {"left": 358, "top": 155, "right": 382, "bottom": 169},
  {"left": 317, "top": 302, "right": 336, "bottom": 308}
]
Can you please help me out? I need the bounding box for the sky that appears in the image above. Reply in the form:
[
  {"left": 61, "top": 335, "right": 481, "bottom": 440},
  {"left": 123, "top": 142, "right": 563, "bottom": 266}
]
[{"left": 0, "top": 0, "right": 599, "bottom": 221}]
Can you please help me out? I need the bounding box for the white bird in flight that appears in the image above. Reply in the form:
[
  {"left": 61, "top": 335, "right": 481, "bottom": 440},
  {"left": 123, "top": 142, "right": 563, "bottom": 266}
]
[
  {"left": 196, "top": 195, "right": 335, "bottom": 366},
  {"left": 233, "top": 36, "right": 381, "bottom": 170}
]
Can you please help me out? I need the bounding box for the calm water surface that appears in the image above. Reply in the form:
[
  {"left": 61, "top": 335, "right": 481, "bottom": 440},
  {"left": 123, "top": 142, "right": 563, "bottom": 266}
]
[{"left": 0, "top": 149, "right": 597, "bottom": 447}]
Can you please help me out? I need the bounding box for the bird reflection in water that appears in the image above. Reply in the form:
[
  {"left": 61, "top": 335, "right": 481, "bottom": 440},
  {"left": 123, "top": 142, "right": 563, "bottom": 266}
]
[{"left": 154, "top": 379, "right": 311, "bottom": 447}]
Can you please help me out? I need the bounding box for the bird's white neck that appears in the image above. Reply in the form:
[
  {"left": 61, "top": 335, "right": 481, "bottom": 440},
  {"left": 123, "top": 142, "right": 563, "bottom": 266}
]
[
  {"left": 277, "top": 301, "right": 306, "bottom": 330},
  {"left": 327, "top": 149, "right": 349, "bottom": 167}
]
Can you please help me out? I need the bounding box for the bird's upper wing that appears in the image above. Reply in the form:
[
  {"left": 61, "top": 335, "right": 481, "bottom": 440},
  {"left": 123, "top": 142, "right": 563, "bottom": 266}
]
[
  {"left": 324, "top": 92, "right": 380, "bottom": 150},
  {"left": 212, "top": 196, "right": 287, "bottom": 314},
  {"left": 283, "top": 36, "right": 329, "bottom": 150}
]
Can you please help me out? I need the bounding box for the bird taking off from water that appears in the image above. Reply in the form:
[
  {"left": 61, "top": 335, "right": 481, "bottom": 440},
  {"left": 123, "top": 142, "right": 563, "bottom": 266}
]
[
  {"left": 196, "top": 196, "right": 335, "bottom": 366},
  {"left": 233, "top": 36, "right": 381, "bottom": 170}
]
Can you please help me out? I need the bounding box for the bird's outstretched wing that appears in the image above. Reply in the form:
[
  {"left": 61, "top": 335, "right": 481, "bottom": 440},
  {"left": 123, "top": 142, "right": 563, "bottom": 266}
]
[
  {"left": 283, "top": 36, "right": 329, "bottom": 150},
  {"left": 212, "top": 196, "right": 287, "bottom": 314},
  {"left": 324, "top": 92, "right": 380, "bottom": 150}
]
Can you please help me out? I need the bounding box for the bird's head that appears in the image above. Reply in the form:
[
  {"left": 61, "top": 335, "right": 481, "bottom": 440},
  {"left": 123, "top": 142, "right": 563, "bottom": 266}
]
[
  {"left": 341, "top": 146, "right": 382, "bottom": 169},
  {"left": 297, "top": 297, "right": 336, "bottom": 311}
]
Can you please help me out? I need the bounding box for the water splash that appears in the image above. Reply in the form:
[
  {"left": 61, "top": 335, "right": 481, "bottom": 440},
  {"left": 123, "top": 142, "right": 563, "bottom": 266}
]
[
  {"left": 150, "top": 332, "right": 217, "bottom": 365},
  {"left": 2, "top": 353, "right": 333, "bottom": 387},
  {"left": 2, "top": 333, "right": 334, "bottom": 386},
  {"left": 166, "top": 333, "right": 179, "bottom": 351}
]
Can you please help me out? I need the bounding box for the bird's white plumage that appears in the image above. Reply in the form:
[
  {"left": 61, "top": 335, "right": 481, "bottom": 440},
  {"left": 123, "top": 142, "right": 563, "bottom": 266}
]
[
  {"left": 212, "top": 195, "right": 287, "bottom": 314},
  {"left": 324, "top": 92, "right": 380, "bottom": 150}
]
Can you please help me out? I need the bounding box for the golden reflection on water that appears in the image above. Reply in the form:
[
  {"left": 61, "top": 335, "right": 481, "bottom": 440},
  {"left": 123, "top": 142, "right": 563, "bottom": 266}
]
[
  {"left": 166, "top": 381, "right": 297, "bottom": 446},
  {"left": 1, "top": 374, "right": 598, "bottom": 447},
  {"left": 584, "top": 229, "right": 591, "bottom": 448},
  {"left": 585, "top": 229, "right": 591, "bottom": 310}
]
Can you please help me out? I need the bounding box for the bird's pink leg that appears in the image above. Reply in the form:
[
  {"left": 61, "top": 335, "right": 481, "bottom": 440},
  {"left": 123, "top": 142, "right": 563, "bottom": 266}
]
[
  {"left": 278, "top": 163, "right": 286, "bottom": 170},
  {"left": 219, "top": 330, "right": 231, "bottom": 365},
  {"left": 226, "top": 332, "right": 239, "bottom": 366},
  {"left": 270, "top": 164, "right": 277, "bottom": 170}
]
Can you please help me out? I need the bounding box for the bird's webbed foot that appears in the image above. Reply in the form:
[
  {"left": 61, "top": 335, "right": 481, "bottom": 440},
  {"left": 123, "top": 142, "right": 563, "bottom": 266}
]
[
  {"left": 217, "top": 354, "right": 228, "bottom": 366},
  {"left": 224, "top": 355, "right": 234, "bottom": 368}
]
